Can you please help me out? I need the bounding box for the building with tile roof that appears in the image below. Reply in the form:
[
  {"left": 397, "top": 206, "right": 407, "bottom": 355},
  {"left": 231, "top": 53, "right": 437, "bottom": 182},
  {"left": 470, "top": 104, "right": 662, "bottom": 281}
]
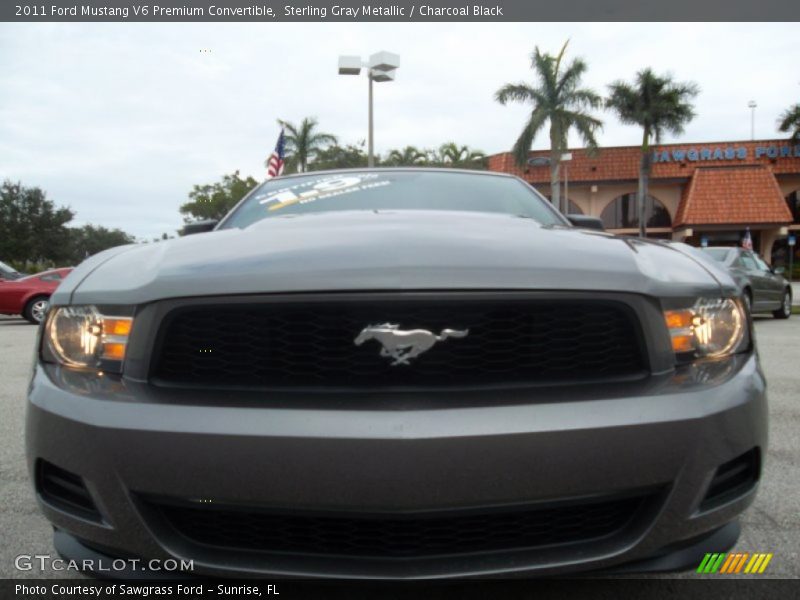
[{"left": 488, "top": 139, "right": 800, "bottom": 267}]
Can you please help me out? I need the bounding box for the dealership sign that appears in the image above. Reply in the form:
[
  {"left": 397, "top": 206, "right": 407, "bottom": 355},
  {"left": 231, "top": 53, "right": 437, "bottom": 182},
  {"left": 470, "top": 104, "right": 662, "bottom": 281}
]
[{"left": 652, "top": 144, "right": 800, "bottom": 163}]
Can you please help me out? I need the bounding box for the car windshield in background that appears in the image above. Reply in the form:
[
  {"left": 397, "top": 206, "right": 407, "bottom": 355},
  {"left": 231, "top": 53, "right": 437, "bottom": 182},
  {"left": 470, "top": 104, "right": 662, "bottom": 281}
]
[
  {"left": 218, "top": 171, "right": 568, "bottom": 230},
  {"left": 701, "top": 248, "right": 732, "bottom": 262}
]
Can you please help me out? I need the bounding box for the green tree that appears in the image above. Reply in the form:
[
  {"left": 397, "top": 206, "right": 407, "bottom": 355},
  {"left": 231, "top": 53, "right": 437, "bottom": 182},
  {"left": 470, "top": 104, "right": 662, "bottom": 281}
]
[
  {"left": 778, "top": 103, "right": 800, "bottom": 144},
  {"left": 495, "top": 40, "right": 602, "bottom": 212},
  {"left": 179, "top": 170, "right": 258, "bottom": 222},
  {"left": 424, "top": 147, "right": 445, "bottom": 166},
  {"left": 606, "top": 68, "right": 699, "bottom": 237},
  {"left": 67, "top": 225, "right": 134, "bottom": 262},
  {"left": 0, "top": 180, "right": 74, "bottom": 265},
  {"left": 437, "top": 142, "right": 486, "bottom": 169},
  {"left": 308, "top": 142, "right": 369, "bottom": 171},
  {"left": 277, "top": 117, "right": 337, "bottom": 173},
  {"left": 385, "top": 146, "right": 427, "bottom": 166}
]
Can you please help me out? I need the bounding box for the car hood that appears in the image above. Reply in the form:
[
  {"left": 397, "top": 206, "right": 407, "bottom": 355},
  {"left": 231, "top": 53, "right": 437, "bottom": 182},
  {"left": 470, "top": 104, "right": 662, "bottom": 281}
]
[{"left": 56, "top": 210, "right": 733, "bottom": 305}]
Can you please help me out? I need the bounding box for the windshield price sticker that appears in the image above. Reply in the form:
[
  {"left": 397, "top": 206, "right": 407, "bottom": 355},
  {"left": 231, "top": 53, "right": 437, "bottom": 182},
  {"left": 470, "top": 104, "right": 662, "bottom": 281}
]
[{"left": 256, "top": 174, "right": 389, "bottom": 211}]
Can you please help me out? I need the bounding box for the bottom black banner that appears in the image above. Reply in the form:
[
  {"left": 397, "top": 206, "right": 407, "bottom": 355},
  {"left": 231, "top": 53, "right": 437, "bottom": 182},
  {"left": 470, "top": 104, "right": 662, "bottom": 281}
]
[{"left": 1, "top": 579, "right": 797, "bottom": 600}]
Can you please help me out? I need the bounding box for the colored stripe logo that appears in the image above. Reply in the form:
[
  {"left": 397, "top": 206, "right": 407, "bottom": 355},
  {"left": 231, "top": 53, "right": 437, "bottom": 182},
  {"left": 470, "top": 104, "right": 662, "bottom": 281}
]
[{"left": 697, "top": 552, "right": 773, "bottom": 574}]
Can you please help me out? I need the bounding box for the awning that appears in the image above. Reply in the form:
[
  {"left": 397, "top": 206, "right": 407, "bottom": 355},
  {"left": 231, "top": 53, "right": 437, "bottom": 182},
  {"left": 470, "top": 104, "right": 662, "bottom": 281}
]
[{"left": 674, "top": 165, "right": 792, "bottom": 227}]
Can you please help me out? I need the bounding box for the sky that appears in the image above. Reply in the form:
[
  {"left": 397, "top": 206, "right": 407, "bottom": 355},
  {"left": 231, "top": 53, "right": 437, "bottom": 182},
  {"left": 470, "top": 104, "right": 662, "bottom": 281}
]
[{"left": 1, "top": 22, "right": 798, "bottom": 240}]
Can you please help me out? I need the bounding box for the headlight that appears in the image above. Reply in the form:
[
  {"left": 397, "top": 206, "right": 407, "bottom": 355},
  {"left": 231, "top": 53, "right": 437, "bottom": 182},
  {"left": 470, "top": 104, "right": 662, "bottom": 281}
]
[
  {"left": 44, "top": 305, "right": 133, "bottom": 371},
  {"left": 663, "top": 298, "right": 748, "bottom": 360}
]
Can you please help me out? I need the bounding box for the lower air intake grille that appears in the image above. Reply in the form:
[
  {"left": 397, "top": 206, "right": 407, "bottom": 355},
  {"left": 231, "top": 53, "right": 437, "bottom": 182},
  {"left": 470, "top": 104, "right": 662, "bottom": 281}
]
[
  {"left": 700, "top": 448, "right": 761, "bottom": 510},
  {"left": 37, "top": 460, "right": 101, "bottom": 521},
  {"left": 154, "top": 494, "right": 650, "bottom": 558},
  {"left": 152, "top": 298, "right": 646, "bottom": 389}
]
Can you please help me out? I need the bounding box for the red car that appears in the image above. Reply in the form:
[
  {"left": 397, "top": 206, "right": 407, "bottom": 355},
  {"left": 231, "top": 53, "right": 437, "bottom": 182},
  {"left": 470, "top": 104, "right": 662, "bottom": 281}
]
[{"left": 0, "top": 268, "right": 73, "bottom": 324}]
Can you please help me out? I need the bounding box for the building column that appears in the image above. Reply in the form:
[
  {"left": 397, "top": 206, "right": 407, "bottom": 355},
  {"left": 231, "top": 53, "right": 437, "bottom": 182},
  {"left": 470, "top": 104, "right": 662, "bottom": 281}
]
[
  {"left": 672, "top": 228, "right": 693, "bottom": 242},
  {"left": 760, "top": 228, "right": 786, "bottom": 264}
]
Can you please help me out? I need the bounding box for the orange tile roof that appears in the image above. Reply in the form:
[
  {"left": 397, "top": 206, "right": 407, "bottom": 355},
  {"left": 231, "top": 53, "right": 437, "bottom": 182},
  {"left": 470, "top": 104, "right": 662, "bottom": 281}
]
[
  {"left": 487, "top": 139, "right": 800, "bottom": 184},
  {"left": 674, "top": 165, "right": 792, "bottom": 227}
]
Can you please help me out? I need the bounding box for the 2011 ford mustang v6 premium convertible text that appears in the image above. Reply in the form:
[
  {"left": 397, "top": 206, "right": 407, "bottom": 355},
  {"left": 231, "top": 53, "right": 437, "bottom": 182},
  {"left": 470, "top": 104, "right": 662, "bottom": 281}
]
[{"left": 27, "top": 169, "right": 766, "bottom": 578}]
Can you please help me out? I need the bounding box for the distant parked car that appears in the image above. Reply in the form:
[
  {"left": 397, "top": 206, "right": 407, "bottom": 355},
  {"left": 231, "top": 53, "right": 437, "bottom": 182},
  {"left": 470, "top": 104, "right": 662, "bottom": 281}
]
[
  {"left": 0, "top": 268, "right": 73, "bottom": 324},
  {"left": 701, "top": 247, "right": 792, "bottom": 319},
  {"left": 0, "top": 260, "right": 24, "bottom": 281}
]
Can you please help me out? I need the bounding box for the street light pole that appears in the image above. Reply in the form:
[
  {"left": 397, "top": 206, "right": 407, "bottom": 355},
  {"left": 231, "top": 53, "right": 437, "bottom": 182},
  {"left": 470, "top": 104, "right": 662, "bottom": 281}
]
[
  {"left": 561, "top": 153, "right": 573, "bottom": 214},
  {"left": 748, "top": 100, "right": 757, "bottom": 141},
  {"left": 338, "top": 52, "right": 399, "bottom": 168},
  {"left": 368, "top": 74, "right": 374, "bottom": 167}
]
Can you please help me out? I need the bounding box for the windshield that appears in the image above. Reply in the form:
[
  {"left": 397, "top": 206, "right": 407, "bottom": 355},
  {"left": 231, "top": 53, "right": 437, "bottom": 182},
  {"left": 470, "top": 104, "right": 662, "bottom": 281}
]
[
  {"left": 218, "top": 171, "right": 568, "bottom": 229},
  {"left": 701, "top": 248, "right": 732, "bottom": 262}
]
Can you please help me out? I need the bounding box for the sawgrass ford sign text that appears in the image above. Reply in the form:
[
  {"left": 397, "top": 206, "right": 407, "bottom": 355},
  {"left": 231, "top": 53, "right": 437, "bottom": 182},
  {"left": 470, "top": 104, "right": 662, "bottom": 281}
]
[{"left": 652, "top": 144, "right": 800, "bottom": 163}]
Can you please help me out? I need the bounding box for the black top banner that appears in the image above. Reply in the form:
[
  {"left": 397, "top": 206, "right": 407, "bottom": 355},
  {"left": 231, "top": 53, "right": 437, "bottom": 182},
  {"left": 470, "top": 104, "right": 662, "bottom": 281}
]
[{"left": 3, "top": 0, "right": 800, "bottom": 22}]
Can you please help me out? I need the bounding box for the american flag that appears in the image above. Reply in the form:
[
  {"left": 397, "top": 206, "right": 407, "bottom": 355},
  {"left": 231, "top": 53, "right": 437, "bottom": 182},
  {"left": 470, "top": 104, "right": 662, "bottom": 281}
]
[
  {"left": 266, "top": 128, "right": 286, "bottom": 178},
  {"left": 742, "top": 227, "right": 753, "bottom": 250}
]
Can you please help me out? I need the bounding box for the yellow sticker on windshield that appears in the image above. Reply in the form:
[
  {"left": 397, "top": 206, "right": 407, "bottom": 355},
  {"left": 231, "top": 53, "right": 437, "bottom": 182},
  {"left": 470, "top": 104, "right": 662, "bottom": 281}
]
[{"left": 259, "top": 175, "right": 389, "bottom": 212}]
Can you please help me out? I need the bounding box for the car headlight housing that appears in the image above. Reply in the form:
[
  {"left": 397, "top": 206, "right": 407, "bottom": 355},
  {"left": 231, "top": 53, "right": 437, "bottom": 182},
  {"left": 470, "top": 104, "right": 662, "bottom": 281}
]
[
  {"left": 43, "top": 305, "right": 133, "bottom": 372},
  {"left": 663, "top": 298, "right": 748, "bottom": 361}
]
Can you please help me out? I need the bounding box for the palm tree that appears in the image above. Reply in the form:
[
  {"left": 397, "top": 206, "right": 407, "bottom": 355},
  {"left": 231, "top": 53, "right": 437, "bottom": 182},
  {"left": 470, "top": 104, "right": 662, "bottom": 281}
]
[
  {"left": 386, "top": 146, "right": 427, "bottom": 166},
  {"left": 606, "top": 69, "right": 699, "bottom": 237},
  {"left": 424, "top": 147, "right": 445, "bottom": 166},
  {"left": 495, "top": 41, "right": 602, "bottom": 212},
  {"left": 438, "top": 143, "right": 486, "bottom": 167},
  {"left": 778, "top": 104, "right": 800, "bottom": 144},
  {"left": 275, "top": 117, "right": 337, "bottom": 173}
]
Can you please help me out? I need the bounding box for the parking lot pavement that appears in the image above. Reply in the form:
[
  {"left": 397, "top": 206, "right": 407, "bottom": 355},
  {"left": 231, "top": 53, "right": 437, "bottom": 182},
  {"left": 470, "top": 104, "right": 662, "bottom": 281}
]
[{"left": 1, "top": 313, "right": 798, "bottom": 580}]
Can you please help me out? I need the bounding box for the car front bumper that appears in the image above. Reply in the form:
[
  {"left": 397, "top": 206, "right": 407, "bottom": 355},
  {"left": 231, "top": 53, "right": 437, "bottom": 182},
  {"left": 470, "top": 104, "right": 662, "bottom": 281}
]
[{"left": 26, "top": 353, "right": 767, "bottom": 579}]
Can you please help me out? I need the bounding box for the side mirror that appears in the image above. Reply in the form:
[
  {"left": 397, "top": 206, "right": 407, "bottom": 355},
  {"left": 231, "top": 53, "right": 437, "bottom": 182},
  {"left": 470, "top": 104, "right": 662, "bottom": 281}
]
[
  {"left": 567, "top": 215, "right": 605, "bottom": 231},
  {"left": 181, "top": 219, "right": 219, "bottom": 236},
  {"left": 772, "top": 266, "right": 786, "bottom": 276}
]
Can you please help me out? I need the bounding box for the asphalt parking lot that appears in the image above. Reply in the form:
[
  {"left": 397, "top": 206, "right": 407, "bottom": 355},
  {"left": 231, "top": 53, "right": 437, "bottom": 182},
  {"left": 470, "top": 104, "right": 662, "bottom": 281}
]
[{"left": 1, "top": 313, "right": 798, "bottom": 580}]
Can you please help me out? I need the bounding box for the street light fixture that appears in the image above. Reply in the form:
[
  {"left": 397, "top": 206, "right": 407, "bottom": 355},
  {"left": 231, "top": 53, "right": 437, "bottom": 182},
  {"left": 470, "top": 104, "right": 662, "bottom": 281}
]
[{"left": 338, "top": 51, "right": 400, "bottom": 167}]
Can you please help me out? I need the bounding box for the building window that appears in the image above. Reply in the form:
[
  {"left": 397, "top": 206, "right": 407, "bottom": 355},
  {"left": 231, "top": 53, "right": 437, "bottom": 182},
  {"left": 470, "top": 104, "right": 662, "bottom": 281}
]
[
  {"left": 600, "top": 193, "right": 672, "bottom": 229},
  {"left": 786, "top": 190, "right": 800, "bottom": 223}
]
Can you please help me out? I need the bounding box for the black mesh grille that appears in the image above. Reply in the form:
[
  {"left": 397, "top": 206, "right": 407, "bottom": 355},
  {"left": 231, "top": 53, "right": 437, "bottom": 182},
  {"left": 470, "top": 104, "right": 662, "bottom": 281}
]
[
  {"left": 152, "top": 298, "right": 646, "bottom": 389},
  {"left": 154, "top": 494, "right": 648, "bottom": 558}
]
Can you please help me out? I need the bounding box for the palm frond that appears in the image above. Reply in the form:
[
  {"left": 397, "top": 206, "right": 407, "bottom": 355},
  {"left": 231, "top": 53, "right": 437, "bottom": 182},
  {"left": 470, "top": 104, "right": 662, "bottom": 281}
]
[
  {"left": 308, "top": 133, "right": 338, "bottom": 146},
  {"left": 495, "top": 83, "right": 536, "bottom": 105},
  {"left": 511, "top": 109, "right": 548, "bottom": 167},
  {"left": 531, "top": 47, "right": 559, "bottom": 103},
  {"left": 778, "top": 104, "right": 800, "bottom": 143},
  {"left": 567, "top": 88, "right": 603, "bottom": 111},
  {"left": 564, "top": 111, "right": 603, "bottom": 151}
]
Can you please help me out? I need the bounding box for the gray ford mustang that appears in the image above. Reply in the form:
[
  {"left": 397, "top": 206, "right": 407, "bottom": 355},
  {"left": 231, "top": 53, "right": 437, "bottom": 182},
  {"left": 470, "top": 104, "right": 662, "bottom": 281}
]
[{"left": 27, "top": 169, "right": 766, "bottom": 578}]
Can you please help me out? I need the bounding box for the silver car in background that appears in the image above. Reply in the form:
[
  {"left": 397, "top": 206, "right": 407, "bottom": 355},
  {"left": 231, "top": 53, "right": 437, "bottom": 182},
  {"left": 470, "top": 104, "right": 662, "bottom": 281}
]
[{"left": 701, "top": 247, "right": 792, "bottom": 319}]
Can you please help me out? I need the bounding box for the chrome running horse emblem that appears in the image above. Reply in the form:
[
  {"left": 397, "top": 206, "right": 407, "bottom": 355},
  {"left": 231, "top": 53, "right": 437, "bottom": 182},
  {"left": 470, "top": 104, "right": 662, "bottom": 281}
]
[{"left": 354, "top": 323, "right": 469, "bottom": 366}]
